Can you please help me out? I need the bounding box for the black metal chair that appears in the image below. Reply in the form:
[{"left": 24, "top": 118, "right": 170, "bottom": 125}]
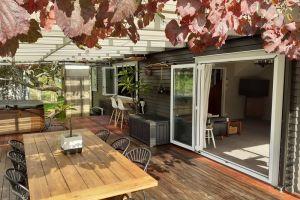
[
  {"left": 125, "top": 147, "right": 152, "bottom": 200},
  {"left": 5, "top": 168, "right": 27, "bottom": 188},
  {"left": 111, "top": 137, "right": 130, "bottom": 155},
  {"left": 8, "top": 140, "right": 25, "bottom": 155},
  {"left": 96, "top": 129, "right": 110, "bottom": 142},
  {"left": 7, "top": 150, "right": 27, "bottom": 176},
  {"left": 11, "top": 183, "right": 30, "bottom": 200}
]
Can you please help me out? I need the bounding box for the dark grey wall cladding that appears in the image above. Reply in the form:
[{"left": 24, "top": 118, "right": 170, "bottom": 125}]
[{"left": 285, "top": 61, "right": 300, "bottom": 194}]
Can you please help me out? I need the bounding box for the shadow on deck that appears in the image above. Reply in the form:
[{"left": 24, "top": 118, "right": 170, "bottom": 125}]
[{"left": 0, "top": 116, "right": 297, "bottom": 200}]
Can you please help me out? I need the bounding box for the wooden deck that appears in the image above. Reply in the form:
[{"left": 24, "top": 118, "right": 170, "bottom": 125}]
[{"left": 0, "top": 116, "right": 297, "bottom": 200}]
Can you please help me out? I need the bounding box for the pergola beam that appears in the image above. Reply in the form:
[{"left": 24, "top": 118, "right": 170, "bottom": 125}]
[{"left": 39, "top": 37, "right": 72, "bottom": 62}]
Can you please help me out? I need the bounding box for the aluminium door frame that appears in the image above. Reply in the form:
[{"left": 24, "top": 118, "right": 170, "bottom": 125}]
[
  {"left": 170, "top": 64, "right": 197, "bottom": 151},
  {"left": 195, "top": 49, "right": 285, "bottom": 186}
]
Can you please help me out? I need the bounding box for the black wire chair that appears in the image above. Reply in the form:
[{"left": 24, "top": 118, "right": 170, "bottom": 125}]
[
  {"left": 11, "top": 183, "right": 30, "bottom": 200},
  {"left": 8, "top": 140, "right": 25, "bottom": 155},
  {"left": 125, "top": 147, "right": 152, "bottom": 200},
  {"left": 96, "top": 130, "right": 110, "bottom": 142},
  {"left": 111, "top": 137, "right": 130, "bottom": 155},
  {"left": 5, "top": 168, "right": 27, "bottom": 188},
  {"left": 7, "top": 150, "right": 27, "bottom": 176}
]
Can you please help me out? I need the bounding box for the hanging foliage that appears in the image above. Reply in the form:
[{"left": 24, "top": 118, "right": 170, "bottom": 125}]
[
  {"left": 0, "top": 0, "right": 299, "bottom": 59},
  {"left": 0, "top": 63, "right": 63, "bottom": 92}
]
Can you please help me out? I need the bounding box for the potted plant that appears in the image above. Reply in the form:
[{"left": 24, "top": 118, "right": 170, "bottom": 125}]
[
  {"left": 54, "top": 101, "right": 82, "bottom": 154},
  {"left": 117, "top": 66, "right": 150, "bottom": 114}
]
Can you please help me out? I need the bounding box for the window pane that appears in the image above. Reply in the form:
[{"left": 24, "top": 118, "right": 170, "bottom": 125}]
[{"left": 105, "top": 69, "right": 115, "bottom": 94}]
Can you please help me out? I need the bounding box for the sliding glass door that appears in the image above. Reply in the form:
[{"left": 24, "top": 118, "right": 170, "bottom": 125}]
[{"left": 170, "top": 65, "right": 195, "bottom": 150}]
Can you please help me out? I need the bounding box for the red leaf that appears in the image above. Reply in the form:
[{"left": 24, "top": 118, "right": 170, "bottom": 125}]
[
  {"left": 127, "top": 17, "right": 139, "bottom": 43},
  {"left": 79, "top": 0, "right": 96, "bottom": 23},
  {"left": 0, "top": 0, "right": 30, "bottom": 44},
  {"left": 56, "top": 0, "right": 75, "bottom": 17},
  {"left": 165, "top": 19, "right": 189, "bottom": 46},
  {"left": 22, "top": 0, "right": 49, "bottom": 14},
  {"left": 40, "top": 5, "right": 56, "bottom": 31},
  {"left": 187, "top": 33, "right": 212, "bottom": 54},
  {"left": 18, "top": 19, "right": 42, "bottom": 43},
  {"left": 0, "top": 38, "right": 19, "bottom": 57},
  {"left": 188, "top": 14, "right": 207, "bottom": 33},
  {"left": 176, "top": 0, "right": 201, "bottom": 18},
  {"left": 110, "top": 0, "right": 138, "bottom": 23},
  {"left": 55, "top": 1, "right": 96, "bottom": 38}
]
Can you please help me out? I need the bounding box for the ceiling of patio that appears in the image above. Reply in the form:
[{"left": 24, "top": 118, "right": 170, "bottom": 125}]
[{"left": 0, "top": 2, "right": 184, "bottom": 64}]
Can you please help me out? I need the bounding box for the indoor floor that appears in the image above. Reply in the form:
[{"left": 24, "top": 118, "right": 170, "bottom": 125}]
[{"left": 205, "top": 119, "right": 270, "bottom": 175}]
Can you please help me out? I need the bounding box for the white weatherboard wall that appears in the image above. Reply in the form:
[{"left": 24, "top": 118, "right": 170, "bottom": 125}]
[{"left": 64, "top": 65, "right": 91, "bottom": 117}]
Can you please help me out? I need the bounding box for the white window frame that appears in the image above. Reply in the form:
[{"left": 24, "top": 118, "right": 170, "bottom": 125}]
[
  {"left": 113, "top": 61, "right": 139, "bottom": 99},
  {"left": 102, "top": 61, "right": 139, "bottom": 98},
  {"left": 195, "top": 49, "right": 285, "bottom": 186}
]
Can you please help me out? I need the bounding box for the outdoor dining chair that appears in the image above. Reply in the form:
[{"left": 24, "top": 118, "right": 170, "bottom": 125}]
[
  {"left": 116, "top": 97, "right": 130, "bottom": 130},
  {"left": 125, "top": 147, "right": 152, "bottom": 200},
  {"left": 109, "top": 97, "right": 119, "bottom": 126},
  {"left": 12, "top": 183, "right": 30, "bottom": 200},
  {"left": 111, "top": 137, "right": 130, "bottom": 155},
  {"left": 96, "top": 129, "right": 110, "bottom": 142},
  {"left": 7, "top": 150, "right": 27, "bottom": 176},
  {"left": 5, "top": 168, "right": 27, "bottom": 188},
  {"left": 8, "top": 140, "right": 25, "bottom": 155}
]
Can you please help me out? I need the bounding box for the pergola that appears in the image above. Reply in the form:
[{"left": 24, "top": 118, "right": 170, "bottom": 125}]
[{"left": 0, "top": 2, "right": 183, "bottom": 64}]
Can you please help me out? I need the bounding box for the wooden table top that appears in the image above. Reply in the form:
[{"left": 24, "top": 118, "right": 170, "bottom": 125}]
[{"left": 23, "top": 129, "right": 158, "bottom": 200}]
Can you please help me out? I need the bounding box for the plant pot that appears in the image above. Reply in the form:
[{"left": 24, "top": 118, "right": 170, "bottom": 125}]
[{"left": 60, "top": 133, "right": 83, "bottom": 154}]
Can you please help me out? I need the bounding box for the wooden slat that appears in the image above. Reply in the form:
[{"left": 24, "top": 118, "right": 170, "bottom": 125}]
[
  {"left": 32, "top": 134, "right": 70, "bottom": 196},
  {"left": 44, "top": 176, "right": 157, "bottom": 200},
  {"left": 82, "top": 131, "right": 146, "bottom": 179},
  {"left": 23, "top": 134, "right": 51, "bottom": 200},
  {"left": 41, "top": 133, "right": 88, "bottom": 192},
  {"left": 43, "top": 133, "right": 105, "bottom": 188},
  {"left": 24, "top": 129, "right": 158, "bottom": 200}
]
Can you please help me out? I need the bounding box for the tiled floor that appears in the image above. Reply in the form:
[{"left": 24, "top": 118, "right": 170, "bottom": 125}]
[{"left": 0, "top": 116, "right": 298, "bottom": 200}]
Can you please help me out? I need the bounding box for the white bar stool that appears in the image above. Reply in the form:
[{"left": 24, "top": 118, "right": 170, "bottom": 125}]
[
  {"left": 109, "top": 97, "right": 119, "bottom": 126},
  {"left": 116, "top": 97, "right": 130, "bottom": 130},
  {"left": 205, "top": 127, "right": 216, "bottom": 148}
]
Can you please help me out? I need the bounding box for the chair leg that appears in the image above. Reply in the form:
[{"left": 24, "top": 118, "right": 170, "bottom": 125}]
[
  {"left": 116, "top": 110, "right": 121, "bottom": 127},
  {"left": 210, "top": 130, "right": 216, "bottom": 148},
  {"left": 109, "top": 109, "right": 115, "bottom": 125},
  {"left": 143, "top": 190, "right": 147, "bottom": 200},
  {"left": 121, "top": 111, "right": 124, "bottom": 130},
  {"left": 207, "top": 131, "right": 211, "bottom": 145}
]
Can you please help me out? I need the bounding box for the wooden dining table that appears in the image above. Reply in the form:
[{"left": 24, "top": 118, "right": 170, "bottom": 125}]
[{"left": 23, "top": 129, "right": 158, "bottom": 200}]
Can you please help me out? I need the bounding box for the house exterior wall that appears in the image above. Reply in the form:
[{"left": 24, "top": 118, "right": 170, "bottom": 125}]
[{"left": 92, "top": 36, "right": 300, "bottom": 194}]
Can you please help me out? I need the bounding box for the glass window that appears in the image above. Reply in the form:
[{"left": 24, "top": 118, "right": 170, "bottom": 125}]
[{"left": 102, "top": 67, "right": 116, "bottom": 95}]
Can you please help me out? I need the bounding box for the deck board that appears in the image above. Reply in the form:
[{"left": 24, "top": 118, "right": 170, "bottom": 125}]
[{"left": 0, "top": 116, "right": 297, "bottom": 200}]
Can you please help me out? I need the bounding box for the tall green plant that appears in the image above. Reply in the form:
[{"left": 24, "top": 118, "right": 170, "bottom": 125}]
[
  {"left": 53, "top": 100, "right": 76, "bottom": 137},
  {"left": 117, "top": 66, "right": 149, "bottom": 113}
]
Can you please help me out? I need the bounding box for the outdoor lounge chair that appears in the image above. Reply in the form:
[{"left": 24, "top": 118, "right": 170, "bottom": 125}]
[
  {"left": 7, "top": 150, "right": 27, "bottom": 176},
  {"left": 96, "top": 129, "right": 110, "bottom": 142},
  {"left": 5, "top": 168, "right": 27, "bottom": 188},
  {"left": 111, "top": 137, "right": 130, "bottom": 155},
  {"left": 12, "top": 183, "right": 30, "bottom": 200},
  {"left": 125, "top": 147, "right": 152, "bottom": 200},
  {"left": 8, "top": 140, "right": 25, "bottom": 155}
]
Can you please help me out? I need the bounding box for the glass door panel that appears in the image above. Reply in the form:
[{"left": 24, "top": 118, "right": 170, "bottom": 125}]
[{"left": 171, "top": 66, "right": 194, "bottom": 148}]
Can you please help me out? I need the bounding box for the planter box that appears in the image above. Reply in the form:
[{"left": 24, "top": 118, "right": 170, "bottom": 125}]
[
  {"left": 129, "top": 114, "right": 170, "bottom": 147},
  {"left": 60, "top": 132, "right": 83, "bottom": 154}
]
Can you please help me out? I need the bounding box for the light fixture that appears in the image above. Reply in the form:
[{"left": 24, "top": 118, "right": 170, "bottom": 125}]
[{"left": 255, "top": 59, "right": 274, "bottom": 68}]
